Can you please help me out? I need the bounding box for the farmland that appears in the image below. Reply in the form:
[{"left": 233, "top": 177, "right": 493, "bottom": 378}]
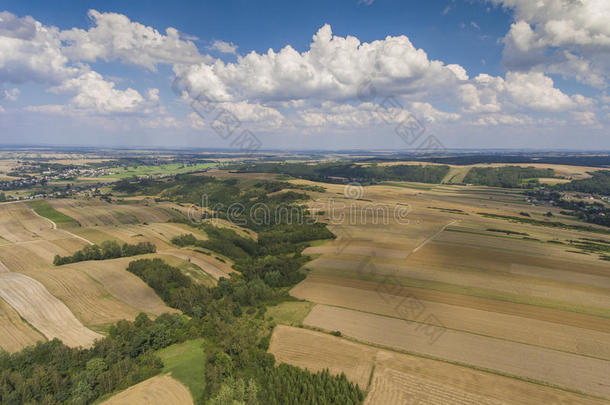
[
  {"left": 282, "top": 175, "right": 610, "bottom": 403},
  {"left": 270, "top": 326, "right": 608, "bottom": 405},
  {"left": 305, "top": 305, "right": 610, "bottom": 398},
  {"left": 1, "top": 152, "right": 609, "bottom": 404},
  {"left": 0, "top": 296, "right": 44, "bottom": 352},
  {"left": 100, "top": 375, "right": 194, "bottom": 405}
]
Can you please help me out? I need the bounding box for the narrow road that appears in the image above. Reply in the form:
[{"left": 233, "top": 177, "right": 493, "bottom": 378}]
[
  {"left": 27, "top": 206, "right": 93, "bottom": 245},
  {"left": 411, "top": 219, "right": 457, "bottom": 254}
]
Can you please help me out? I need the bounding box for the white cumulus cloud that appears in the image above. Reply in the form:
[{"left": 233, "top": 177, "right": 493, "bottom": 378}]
[
  {"left": 209, "top": 40, "right": 238, "bottom": 55},
  {"left": 60, "top": 10, "right": 207, "bottom": 70}
]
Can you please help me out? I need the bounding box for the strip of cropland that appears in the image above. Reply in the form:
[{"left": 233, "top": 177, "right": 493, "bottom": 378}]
[{"left": 269, "top": 326, "right": 608, "bottom": 405}]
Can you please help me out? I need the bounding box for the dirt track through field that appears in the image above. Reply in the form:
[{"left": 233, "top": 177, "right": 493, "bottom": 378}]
[
  {"left": 100, "top": 374, "right": 194, "bottom": 405},
  {"left": 410, "top": 219, "right": 456, "bottom": 254},
  {"left": 305, "top": 305, "right": 610, "bottom": 399},
  {"left": 0, "top": 272, "right": 101, "bottom": 347}
]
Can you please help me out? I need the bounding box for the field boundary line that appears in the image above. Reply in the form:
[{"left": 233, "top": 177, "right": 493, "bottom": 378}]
[
  {"left": 307, "top": 270, "right": 610, "bottom": 321},
  {"left": 304, "top": 302, "right": 610, "bottom": 363},
  {"left": 302, "top": 324, "right": 610, "bottom": 403}
]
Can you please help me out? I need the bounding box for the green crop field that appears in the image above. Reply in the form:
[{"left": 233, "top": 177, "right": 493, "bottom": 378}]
[
  {"left": 27, "top": 200, "right": 80, "bottom": 227},
  {"left": 156, "top": 338, "right": 207, "bottom": 400}
]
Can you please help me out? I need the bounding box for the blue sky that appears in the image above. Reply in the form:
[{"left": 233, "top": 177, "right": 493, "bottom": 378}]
[{"left": 0, "top": 0, "right": 608, "bottom": 150}]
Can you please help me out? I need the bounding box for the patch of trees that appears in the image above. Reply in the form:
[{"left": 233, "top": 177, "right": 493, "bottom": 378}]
[
  {"left": 382, "top": 153, "right": 610, "bottom": 168},
  {"left": 257, "top": 364, "right": 363, "bottom": 405},
  {"left": 127, "top": 258, "right": 211, "bottom": 316},
  {"left": 487, "top": 228, "right": 529, "bottom": 236},
  {"left": 90, "top": 175, "right": 360, "bottom": 404},
  {"left": 233, "top": 162, "right": 450, "bottom": 184},
  {"left": 558, "top": 170, "right": 610, "bottom": 195},
  {"left": 463, "top": 166, "right": 555, "bottom": 188},
  {"left": 5, "top": 233, "right": 362, "bottom": 405},
  {"left": 526, "top": 188, "right": 610, "bottom": 228},
  {"left": 123, "top": 257, "right": 363, "bottom": 404},
  {"left": 556, "top": 200, "right": 610, "bottom": 227},
  {"left": 0, "top": 312, "right": 196, "bottom": 405},
  {"left": 171, "top": 221, "right": 332, "bottom": 286},
  {"left": 53, "top": 240, "right": 156, "bottom": 265}
]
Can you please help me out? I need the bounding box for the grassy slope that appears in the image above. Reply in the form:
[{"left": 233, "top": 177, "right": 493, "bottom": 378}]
[
  {"left": 156, "top": 338, "right": 206, "bottom": 401},
  {"left": 266, "top": 301, "right": 315, "bottom": 326},
  {"left": 27, "top": 200, "right": 80, "bottom": 228}
]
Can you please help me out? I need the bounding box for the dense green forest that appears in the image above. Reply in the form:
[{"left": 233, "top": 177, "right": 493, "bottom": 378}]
[
  {"left": 386, "top": 153, "right": 610, "bottom": 167},
  {"left": 53, "top": 240, "right": 156, "bottom": 265},
  {"left": 463, "top": 166, "right": 555, "bottom": 188},
  {"left": 0, "top": 313, "right": 188, "bottom": 404},
  {"left": 557, "top": 170, "right": 610, "bottom": 195},
  {"left": 232, "top": 162, "right": 450, "bottom": 184},
  {"left": 2, "top": 176, "right": 362, "bottom": 404}
]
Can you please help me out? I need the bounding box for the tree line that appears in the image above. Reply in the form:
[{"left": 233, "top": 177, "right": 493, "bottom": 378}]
[
  {"left": 0, "top": 312, "right": 195, "bottom": 405},
  {"left": 232, "top": 162, "right": 450, "bottom": 184},
  {"left": 463, "top": 166, "right": 556, "bottom": 188},
  {"left": 53, "top": 240, "right": 156, "bottom": 265}
]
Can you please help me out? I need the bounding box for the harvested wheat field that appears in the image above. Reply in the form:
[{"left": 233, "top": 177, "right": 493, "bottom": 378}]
[
  {"left": 0, "top": 297, "right": 45, "bottom": 352},
  {"left": 305, "top": 305, "right": 610, "bottom": 399},
  {"left": 0, "top": 272, "right": 102, "bottom": 347},
  {"left": 291, "top": 277, "right": 610, "bottom": 360},
  {"left": 65, "top": 257, "right": 179, "bottom": 316},
  {"left": 304, "top": 242, "right": 410, "bottom": 259},
  {"left": 21, "top": 265, "right": 142, "bottom": 326},
  {"left": 0, "top": 242, "right": 56, "bottom": 271},
  {"left": 308, "top": 254, "right": 610, "bottom": 314},
  {"left": 413, "top": 232, "right": 610, "bottom": 276},
  {"left": 269, "top": 325, "right": 375, "bottom": 388},
  {"left": 271, "top": 326, "right": 606, "bottom": 405},
  {"left": 49, "top": 199, "right": 174, "bottom": 227},
  {"left": 0, "top": 203, "right": 58, "bottom": 242},
  {"left": 93, "top": 222, "right": 208, "bottom": 250},
  {"left": 101, "top": 374, "right": 194, "bottom": 405}
]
